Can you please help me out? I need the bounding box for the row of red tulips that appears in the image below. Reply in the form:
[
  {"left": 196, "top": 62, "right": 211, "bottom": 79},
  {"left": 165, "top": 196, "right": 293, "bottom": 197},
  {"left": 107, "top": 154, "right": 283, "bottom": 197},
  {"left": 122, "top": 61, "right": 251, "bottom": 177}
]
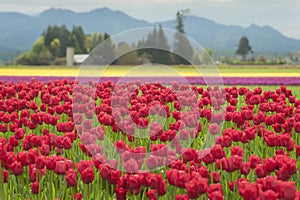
[{"left": 0, "top": 79, "right": 299, "bottom": 199}]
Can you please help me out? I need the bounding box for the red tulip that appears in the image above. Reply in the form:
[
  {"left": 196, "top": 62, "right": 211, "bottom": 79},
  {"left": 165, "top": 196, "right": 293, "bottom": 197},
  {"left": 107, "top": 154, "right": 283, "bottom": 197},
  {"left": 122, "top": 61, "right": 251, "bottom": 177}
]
[
  {"left": 9, "top": 161, "right": 23, "bottom": 175},
  {"left": 185, "top": 177, "right": 208, "bottom": 198},
  {"left": 212, "top": 171, "right": 221, "bottom": 183},
  {"left": 242, "top": 109, "right": 253, "bottom": 120},
  {"left": 294, "top": 122, "right": 300, "bottom": 133},
  {"left": 240, "top": 162, "right": 251, "bottom": 175},
  {"left": 146, "top": 189, "right": 157, "bottom": 200},
  {"left": 278, "top": 181, "right": 296, "bottom": 200},
  {"left": 56, "top": 136, "right": 72, "bottom": 149},
  {"left": 208, "top": 191, "right": 224, "bottom": 200},
  {"left": 239, "top": 183, "right": 258, "bottom": 200},
  {"left": 0, "top": 124, "right": 7, "bottom": 133},
  {"left": 75, "top": 160, "right": 94, "bottom": 173},
  {"left": 35, "top": 156, "right": 46, "bottom": 169},
  {"left": 3, "top": 170, "right": 8, "bottom": 183},
  {"left": 255, "top": 164, "right": 268, "bottom": 178},
  {"left": 263, "top": 158, "right": 276, "bottom": 172},
  {"left": 175, "top": 194, "right": 190, "bottom": 200},
  {"left": 14, "top": 128, "right": 25, "bottom": 139},
  {"left": 54, "top": 160, "right": 67, "bottom": 175},
  {"left": 182, "top": 148, "right": 197, "bottom": 163},
  {"left": 126, "top": 175, "right": 140, "bottom": 194},
  {"left": 108, "top": 169, "right": 121, "bottom": 184},
  {"left": 39, "top": 143, "right": 50, "bottom": 156},
  {"left": 73, "top": 193, "right": 83, "bottom": 200},
  {"left": 230, "top": 146, "right": 244, "bottom": 157},
  {"left": 66, "top": 168, "right": 77, "bottom": 187},
  {"left": 99, "top": 164, "right": 111, "bottom": 179},
  {"left": 80, "top": 167, "right": 94, "bottom": 184},
  {"left": 31, "top": 181, "right": 39, "bottom": 194},
  {"left": 115, "top": 187, "right": 127, "bottom": 200},
  {"left": 208, "top": 183, "right": 223, "bottom": 194},
  {"left": 260, "top": 190, "right": 279, "bottom": 200}
]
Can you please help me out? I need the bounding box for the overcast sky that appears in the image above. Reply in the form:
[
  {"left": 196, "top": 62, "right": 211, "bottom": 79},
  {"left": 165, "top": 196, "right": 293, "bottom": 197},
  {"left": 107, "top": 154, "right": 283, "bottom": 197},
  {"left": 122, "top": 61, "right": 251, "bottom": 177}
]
[{"left": 1, "top": 0, "right": 300, "bottom": 39}]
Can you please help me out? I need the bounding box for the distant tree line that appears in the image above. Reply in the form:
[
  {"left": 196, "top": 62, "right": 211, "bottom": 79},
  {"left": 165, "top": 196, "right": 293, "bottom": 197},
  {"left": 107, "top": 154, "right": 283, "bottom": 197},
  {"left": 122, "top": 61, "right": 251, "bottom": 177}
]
[
  {"left": 15, "top": 25, "right": 113, "bottom": 65},
  {"left": 15, "top": 10, "right": 287, "bottom": 66},
  {"left": 15, "top": 10, "right": 203, "bottom": 66}
]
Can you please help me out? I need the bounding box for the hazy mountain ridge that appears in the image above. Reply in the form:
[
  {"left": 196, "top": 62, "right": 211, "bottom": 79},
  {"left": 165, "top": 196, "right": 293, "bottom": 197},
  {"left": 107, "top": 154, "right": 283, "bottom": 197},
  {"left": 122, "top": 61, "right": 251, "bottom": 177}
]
[{"left": 0, "top": 7, "right": 299, "bottom": 61}]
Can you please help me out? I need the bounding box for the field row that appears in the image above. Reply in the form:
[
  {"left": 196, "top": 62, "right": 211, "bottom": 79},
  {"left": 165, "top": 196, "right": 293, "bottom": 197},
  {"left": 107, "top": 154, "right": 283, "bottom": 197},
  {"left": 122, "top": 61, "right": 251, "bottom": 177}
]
[
  {"left": 1, "top": 65, "right": 300, "bottom": 77},
  {"left": 0, "top": 79, "right": 299, "bottom": 199}
]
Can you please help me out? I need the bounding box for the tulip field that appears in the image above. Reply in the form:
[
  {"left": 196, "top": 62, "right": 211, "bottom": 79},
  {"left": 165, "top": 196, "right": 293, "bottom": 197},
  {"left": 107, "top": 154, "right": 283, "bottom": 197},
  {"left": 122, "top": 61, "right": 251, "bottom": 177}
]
[{"left": 0, "top": 66, "right": 300, "bottom": 200}]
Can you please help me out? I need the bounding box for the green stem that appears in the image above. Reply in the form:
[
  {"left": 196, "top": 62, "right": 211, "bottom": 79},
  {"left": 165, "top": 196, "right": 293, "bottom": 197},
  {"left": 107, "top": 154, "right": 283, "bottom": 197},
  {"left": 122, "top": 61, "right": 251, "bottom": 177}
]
[
  {"left": 49, "top": 170, "right": 55, "bottom": 199},
  {"left": 0, "top": 163, "right": 4, "bottom": 200},
  {"left": 84, "top": 183, "right": 90, "bottom": 200},
  {"left": 99, "top": 174, "right": 103, "bottom": 199}
]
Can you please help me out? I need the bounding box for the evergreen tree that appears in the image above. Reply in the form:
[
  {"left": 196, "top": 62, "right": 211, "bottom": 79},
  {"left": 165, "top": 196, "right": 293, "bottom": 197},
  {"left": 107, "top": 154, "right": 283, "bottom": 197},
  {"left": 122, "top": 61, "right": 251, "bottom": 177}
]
[
  {"left": 44, "top": 25, "right": 60, "bottom": 46},
  {"left": 86, "top": 33, "right": 105, "bottom": 53},
  {"left": 90, "top": 33, "right": 115, "bottom": 65},
  {"left": 58, "top": 25, "right": 74, "bottom": 57},
  {"left": 72, "top": 26, "right": 86, "bottom": 54},
  {"left": 136, "top": 26, "right": 173, "bottom": 64},
  {"left": 156, "top": 25, "right": 173, "bottom": 64},
  {"left": 136, "top": 27, "right": 156, "bottom": 62},
  {"left": 173, "top": 10, "right": 193, "bottom": 65},
  {"left": 176, "top": 11, "right": 185, "bottom": 34},
  {"left": 146, "top": 27, "right": 158, "bottom": 62}
]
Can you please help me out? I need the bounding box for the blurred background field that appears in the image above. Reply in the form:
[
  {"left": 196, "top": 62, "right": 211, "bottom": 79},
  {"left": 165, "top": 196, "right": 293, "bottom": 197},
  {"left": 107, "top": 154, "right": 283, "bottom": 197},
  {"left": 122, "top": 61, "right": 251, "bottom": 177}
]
[{"left": 1, "top": 65, "right": 299, "bottom": 77}]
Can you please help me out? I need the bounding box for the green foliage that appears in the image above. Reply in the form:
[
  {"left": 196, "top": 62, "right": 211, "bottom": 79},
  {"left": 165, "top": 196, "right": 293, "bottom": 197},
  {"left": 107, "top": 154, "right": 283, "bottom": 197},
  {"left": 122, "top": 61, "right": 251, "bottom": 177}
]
[
  {"left": 31, "top": 37, "right": 47, "bottom": 54},
  {"left": 51, "top": 57, "right": 66, "bottom": 65},
  {"left": 257, "top": 55, "right": 266, "bottom": 63},
  {"left": 49, "top": 38, "right": 61, "bottom": 57},
  {"left": 235, "top": 36, "right": 252, "bottom": 61},
  {"left": 219, "top": 56, "right": 228, "bottom": 64},
  {"left": 277, "top": 55, "right": 286, "bottom": 64},
  {"left": 15, "top": 51, "right": 53, "bottom": 65},
  {"left": 15, "top": 25, "right": 113, "bottom": 65},
  {"left": 228, "top": 56, "right": 234, "bottom": 64},
  {"left": 86, "top": 33, "right": 104, "bottom": 53},
  {"left": 15, "top": 36, "right": 53, "bottom": 65},
  {"left": 115, "top": 42, "right": 139, "bottom": 65},
  {"left": 43, "top": 25, "right": 75, "bottom": 57}
]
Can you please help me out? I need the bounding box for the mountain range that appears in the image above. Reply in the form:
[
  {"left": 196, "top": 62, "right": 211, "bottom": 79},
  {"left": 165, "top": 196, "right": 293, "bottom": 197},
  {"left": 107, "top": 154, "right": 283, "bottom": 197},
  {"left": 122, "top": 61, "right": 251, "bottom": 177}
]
[{"left": 0, "top": 7, "right": 300, "bottom": 62}]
